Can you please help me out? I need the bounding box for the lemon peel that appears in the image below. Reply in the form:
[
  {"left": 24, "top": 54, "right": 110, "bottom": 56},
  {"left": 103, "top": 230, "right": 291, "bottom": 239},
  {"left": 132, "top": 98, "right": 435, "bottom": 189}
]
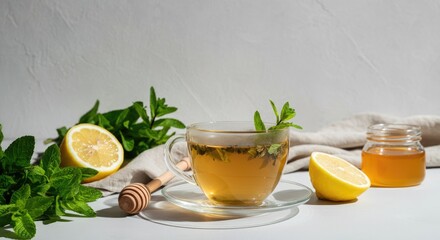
[{"left": 309, "top": 152, "right": 370, "bottom": 201}]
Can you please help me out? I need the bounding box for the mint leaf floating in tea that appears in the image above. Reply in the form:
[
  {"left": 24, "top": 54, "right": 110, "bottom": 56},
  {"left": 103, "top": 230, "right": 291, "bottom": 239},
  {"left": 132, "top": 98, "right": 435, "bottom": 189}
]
[
  {"left": 190, "top": 144, "right": 231, "bottom": 162},
  {"left": 268, "top": 143, "right": 282, "bottom": 155}
]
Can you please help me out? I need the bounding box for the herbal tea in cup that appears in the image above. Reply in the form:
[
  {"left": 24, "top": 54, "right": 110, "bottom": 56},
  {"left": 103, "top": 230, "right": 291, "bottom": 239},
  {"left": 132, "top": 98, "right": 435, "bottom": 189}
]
[{"left": 164, "top": 121, "right": 289, "bottom": 206}]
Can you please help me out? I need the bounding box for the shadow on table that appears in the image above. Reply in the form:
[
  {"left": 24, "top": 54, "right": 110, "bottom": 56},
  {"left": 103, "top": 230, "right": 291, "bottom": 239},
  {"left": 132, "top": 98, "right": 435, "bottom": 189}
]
[
  {"left": 96, "top": 195, "right": 129, "bottom": 218},
  {"left": 0, "top": 228, "right": 20, "bottom": 239},
  {"left": 143, "top": 195, "right": 245, "bottom": 222},
  {"left": 139, "top": 195, "right": 299, "bottom": 229},
  {"left": 306, "top": 192, "right": 358, "bottom": 205}
]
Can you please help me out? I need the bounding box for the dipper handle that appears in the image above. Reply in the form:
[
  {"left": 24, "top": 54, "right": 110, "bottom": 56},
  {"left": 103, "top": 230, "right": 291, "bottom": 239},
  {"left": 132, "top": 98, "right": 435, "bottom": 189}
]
[{"left": 118, "top": 157, "right": 191, "bottom": 215}]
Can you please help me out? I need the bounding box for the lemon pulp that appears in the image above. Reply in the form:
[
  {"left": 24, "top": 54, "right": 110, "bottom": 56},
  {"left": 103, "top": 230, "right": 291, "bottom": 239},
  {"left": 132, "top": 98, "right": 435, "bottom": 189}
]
[{"left": 60, "top": 124, "right": 124, "bottom": 183}]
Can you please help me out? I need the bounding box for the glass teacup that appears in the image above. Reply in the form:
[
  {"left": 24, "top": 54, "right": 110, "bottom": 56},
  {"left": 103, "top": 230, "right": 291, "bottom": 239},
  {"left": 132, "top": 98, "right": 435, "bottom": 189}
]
[{"left": 164, "top": 121, "right": 289, "bottom": 206}]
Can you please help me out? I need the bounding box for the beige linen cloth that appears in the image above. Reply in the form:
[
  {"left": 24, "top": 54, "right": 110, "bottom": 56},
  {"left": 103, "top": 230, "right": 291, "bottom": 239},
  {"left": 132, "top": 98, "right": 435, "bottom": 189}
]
[{"left": 85, "top": 113, "right": 440, "bottom": 195}]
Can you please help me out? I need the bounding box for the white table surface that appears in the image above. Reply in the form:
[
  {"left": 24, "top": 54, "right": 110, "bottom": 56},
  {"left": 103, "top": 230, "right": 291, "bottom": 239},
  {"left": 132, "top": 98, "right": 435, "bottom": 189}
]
[{"left": 20, "top": 168, "right": 438, "bottom": 240}]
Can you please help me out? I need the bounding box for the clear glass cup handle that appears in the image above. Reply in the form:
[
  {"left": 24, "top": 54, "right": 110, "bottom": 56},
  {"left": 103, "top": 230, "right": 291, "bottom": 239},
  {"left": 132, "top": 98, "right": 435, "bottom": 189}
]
[{"left": 164, "top": 134, "right": 196, "bottom": 185}]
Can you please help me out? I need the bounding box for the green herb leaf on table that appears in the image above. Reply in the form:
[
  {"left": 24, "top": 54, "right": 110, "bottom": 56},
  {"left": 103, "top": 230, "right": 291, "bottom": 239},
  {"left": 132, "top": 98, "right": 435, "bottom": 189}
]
[
  {"left": 46, "top": 86, "right": 185, "bottom": 159},
  {"left": 78, "top": 168, "right": 99, "bottom": 181},
  {"left": 25, "top": 196, "right": 53, "bottom": 220},
  {"left": 40, "top": 144, "right": 61, "bottom": 179},
  {"left": 0, "top": 126, "right": 102, "bottom": 239},
  {"left": 11, "top": 211, "right": 35, "bottom": 240},
  {"left": 4, "top": 136, "right": 34, "bottom": 170}
]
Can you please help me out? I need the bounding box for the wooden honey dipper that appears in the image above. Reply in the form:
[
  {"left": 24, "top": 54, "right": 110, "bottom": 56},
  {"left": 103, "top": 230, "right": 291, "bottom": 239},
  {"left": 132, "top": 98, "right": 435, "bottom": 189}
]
[{"left": 118, "top": 157, "right": 191, "bottom": 215}]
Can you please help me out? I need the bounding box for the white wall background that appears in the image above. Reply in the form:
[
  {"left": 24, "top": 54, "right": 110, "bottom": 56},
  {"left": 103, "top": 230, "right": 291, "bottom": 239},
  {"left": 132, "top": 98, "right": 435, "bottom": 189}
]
[{"left": 1, "top": 0, "right": 440, "bottom": 139}]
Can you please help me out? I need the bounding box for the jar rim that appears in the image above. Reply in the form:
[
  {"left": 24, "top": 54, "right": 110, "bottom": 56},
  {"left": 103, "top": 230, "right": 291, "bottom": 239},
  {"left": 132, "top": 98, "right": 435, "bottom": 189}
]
[{"left": 367, "top": 123, "right": 421, "bottom": 142}]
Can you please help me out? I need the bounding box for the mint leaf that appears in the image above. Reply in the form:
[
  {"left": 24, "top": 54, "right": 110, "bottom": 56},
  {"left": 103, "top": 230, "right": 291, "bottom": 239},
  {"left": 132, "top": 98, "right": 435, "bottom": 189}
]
[
  {"left": 11, "top": 212, "right": 35, "bottom": 239},
  {"left": 153, "top": 118, "right": 185, "bottom": 129},
  {"left": 56, "top": 127, "right": 68, "bottom": 139},
  {"left": 27, "top": 166, "right": 47, "bottom": 184},
  {"left": 0, "top": 123, "right": 4, "bottom": 147},
  {"left": 132, "top": 101, "right": 150, "bottom": 124},
  {"left": 4, "top": 136, "right": 34, "bottom": 170},
  {"left": 61, "top": 200, "right": 96, "bottom": 217},
  {"left": 0, "top": 204, "right": 15, "bottom": 228},
  {"left": 25, "top": 196, "right": 53, "bottom": 219},
  {"left": 76, "top": 185, "right": 102, "bottom": 202},
  {"left": 97, "top": 114, "right": 111, "bottom": 129},
  {"left": 0, "top": 204, "right": 15, "bottom": 217},
  {"left": 268, "top": 144, "right": 281, "bottom": 155},
  {"left": 157, "top": 127, "right": 173, "bottom": 144},
  {"left": 253, "top": 100, "right": 301, "bottom": 163},
  {"left": 149, "top": 86, "right": 157, "bottom": 119},
  {"left": 102, "top": 110, "right": 123, "bottom": 126},
  {"left": 115, "top": 108, "right": 130, "bottom": 128},
  {"left": 254, "top": 100, "right": 301, "bottom": 131},
  {"left": 44, "top": 126, "right": 68, "bottom": 145},
  {"left": 50, "top": 167, "right": 81, "bottom": 198},
  {"left": 40, "top": 144, "right": 61, "bottom": 178},
  {"left": 156, "top": 106, "right": 177, "bottom": 117},
  {"left": 53, "top": 195, "right": 65, "bottom": 216},
  {"left": 254, "top": 111, "right": 266, "bottom": 131},
  {"left": 11, "top": 185, "right": 31, "bottom": 209},
  {"left": 120, "top": 132, "right": 135, "bottom": 151},
  {"left": 32, "top": 183, "right": 51, "bottom": 197},
  {"left": 79, "top": 100, "right": 100, "bottom": 124},
  {"left": 79, "top": 168, "right": 98, "bottom": 181},
  {"left": 0, "top": 175, "right": 15, "bottom": 200},
  {"left": 280, "top": 102, "right": 296, "bottom": 122},
  {"left": 269, "top": 100, "right": 280, "bottom": 124},
  {"left": 270, "top": 122, "right": 303, "bottom": 130},
  {"left": 0, "top": 123, "right": 5, "bottom": 165}
]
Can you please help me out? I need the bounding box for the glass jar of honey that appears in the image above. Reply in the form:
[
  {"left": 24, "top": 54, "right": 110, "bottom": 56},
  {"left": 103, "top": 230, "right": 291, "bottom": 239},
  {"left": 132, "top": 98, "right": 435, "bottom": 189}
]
[{"left": 361, "top": 124, "right": 425, "bottom": 187}]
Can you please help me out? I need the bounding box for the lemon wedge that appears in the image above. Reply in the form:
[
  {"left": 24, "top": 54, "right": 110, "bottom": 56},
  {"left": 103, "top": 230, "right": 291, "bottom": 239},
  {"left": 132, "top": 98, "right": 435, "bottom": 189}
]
[
  {"left": 60, "top": 123, "right": 124, "bottom": 183},
  {"left": 309, "top": 152, "right": 370, "bottom": 201}
]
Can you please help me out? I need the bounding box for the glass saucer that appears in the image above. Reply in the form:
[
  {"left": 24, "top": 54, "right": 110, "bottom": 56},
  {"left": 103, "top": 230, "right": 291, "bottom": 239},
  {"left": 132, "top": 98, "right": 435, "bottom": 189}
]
[
  {"left": 139, "top": 197, "right": 300, "bottom": 229},
  {"left": 161, "top": 179, "right": 312, "bottom": 216}
]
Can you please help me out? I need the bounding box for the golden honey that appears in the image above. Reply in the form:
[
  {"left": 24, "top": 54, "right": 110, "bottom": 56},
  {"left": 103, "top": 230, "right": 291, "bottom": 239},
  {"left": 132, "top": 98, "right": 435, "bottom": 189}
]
[
  {"left": 361, "top": 124, "right": 425, "bottom": 187},
  {"left": 362, "top": 147, "right": 425, "bottom": 187}
]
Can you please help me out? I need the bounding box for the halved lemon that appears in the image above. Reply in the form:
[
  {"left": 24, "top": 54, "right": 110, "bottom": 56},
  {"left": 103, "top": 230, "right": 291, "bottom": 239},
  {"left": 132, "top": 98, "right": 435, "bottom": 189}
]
[
  {"left": 60, "top": 123, "right": 124, "bottom": 183},
  {"left": 309, "top": 152, "right": 370, "bottom": 201}
]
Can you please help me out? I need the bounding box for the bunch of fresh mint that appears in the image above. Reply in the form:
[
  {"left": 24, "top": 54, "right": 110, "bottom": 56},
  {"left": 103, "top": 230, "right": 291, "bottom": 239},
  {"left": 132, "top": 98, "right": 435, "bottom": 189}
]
[
  {"left": 47, "top": 87, "right": 185, "bottom": 159},
  {"left": 0, "top": 124, "right": 102, "bottom": 239}
]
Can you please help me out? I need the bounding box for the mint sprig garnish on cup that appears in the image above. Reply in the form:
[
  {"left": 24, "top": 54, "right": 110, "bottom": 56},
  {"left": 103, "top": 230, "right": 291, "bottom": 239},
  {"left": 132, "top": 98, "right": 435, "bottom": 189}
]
[
  {"left": 253, "top": 100, "right": 302, "bottom": 160},
  {"left": 254, "top": 100, "right": 302, "bottom": 131}
]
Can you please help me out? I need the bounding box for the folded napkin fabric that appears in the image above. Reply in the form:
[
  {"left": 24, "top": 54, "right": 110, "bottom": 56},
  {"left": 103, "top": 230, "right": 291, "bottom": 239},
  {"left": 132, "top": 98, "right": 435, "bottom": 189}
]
[
  {"left": 285, "top": 113, "right": 440, "bottom": 172},
  {"left": 85, "top": 113, "right": 440, "bottom": 195},
  {"left": 84, "top": 143, "right": 186, "bottom": 195}
]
